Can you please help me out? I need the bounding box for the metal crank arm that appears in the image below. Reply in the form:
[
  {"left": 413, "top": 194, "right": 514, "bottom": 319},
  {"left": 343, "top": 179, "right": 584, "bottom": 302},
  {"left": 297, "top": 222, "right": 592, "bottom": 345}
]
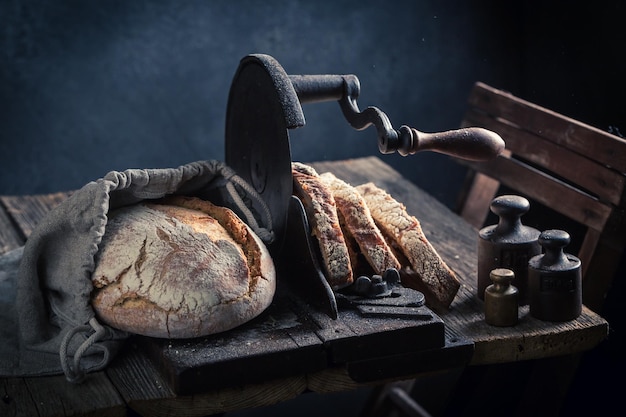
[{"left": 289, "top": 74, "right": 505, "bottom": 160}]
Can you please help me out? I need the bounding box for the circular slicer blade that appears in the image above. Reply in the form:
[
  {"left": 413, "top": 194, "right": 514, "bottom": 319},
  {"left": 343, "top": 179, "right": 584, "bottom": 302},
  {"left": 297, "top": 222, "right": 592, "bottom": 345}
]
[{"left": 225, "top": 54, "right": 305, "bottom": 255}]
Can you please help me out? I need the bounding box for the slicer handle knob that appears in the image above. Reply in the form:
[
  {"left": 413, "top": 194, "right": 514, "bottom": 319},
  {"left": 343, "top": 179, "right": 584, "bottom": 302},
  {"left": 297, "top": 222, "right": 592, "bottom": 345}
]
[{"left": 389, "top": 125, "right": 505, "bottom": 161}]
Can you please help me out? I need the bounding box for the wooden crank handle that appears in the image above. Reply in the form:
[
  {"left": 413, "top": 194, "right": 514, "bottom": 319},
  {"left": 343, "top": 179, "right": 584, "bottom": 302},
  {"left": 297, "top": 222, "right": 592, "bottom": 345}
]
[{"left": 388, "top": 125, "right": 505, "bottom": 160}]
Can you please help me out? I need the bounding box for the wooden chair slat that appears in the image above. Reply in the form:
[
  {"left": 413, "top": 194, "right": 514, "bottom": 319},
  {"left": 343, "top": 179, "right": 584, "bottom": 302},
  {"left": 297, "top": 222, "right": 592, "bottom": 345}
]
[
  {"left": 578, "top": 228, "right": 601, "bottom": 278},
  {"left": 460, "top": 155, "right": 612, "bottom": 233},
  {"left": 457, "top": 171, "right": 500, "bottom": 230},
  {"left": 467, "top": 82, "right": 626, "bottom": 172},
  {"left": 463, "top": 108, "right": 626, "bottom": 206},
  {"left": 582, "top": 234, "right": 625, "bottom": 311}
]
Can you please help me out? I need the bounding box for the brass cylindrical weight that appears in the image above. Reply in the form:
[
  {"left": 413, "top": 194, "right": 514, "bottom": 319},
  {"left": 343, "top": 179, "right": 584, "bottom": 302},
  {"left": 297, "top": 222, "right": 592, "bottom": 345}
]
[{"left": 484, "top": 268, "right": 519, "bottom": 327}]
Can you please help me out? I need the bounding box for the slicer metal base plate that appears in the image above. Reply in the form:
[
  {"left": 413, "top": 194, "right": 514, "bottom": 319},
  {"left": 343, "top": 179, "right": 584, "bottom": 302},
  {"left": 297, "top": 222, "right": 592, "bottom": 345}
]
[{"left": 137, "top": 282, "right": 472, "bottom": 395}]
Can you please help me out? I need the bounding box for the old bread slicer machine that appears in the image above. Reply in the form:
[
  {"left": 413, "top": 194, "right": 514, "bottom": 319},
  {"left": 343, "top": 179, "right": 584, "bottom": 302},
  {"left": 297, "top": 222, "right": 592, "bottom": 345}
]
[{"left": 139, "top": 54, "right": 504, "bottom": 395}]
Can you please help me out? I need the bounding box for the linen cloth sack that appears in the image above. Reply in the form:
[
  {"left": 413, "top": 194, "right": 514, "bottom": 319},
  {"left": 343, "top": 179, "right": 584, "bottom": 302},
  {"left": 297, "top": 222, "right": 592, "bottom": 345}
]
[{"left": 0, "top": 160, "right": 274, "bottom": 383}]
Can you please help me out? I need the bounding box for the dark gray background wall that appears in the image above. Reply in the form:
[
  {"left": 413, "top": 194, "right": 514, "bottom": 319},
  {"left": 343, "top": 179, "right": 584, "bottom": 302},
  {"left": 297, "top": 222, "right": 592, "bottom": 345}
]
[
  {"left": 1, "top": 0, "right": 525, "bottom": 207},
  {"left": 1, "top": 1, "right": 624, "bottom": 416},
  {"left": 1, "top": 1, "right": 623, "bottom": 205},
  {"left": 2, "top": 1, "right": 623, "bottom": 207}
]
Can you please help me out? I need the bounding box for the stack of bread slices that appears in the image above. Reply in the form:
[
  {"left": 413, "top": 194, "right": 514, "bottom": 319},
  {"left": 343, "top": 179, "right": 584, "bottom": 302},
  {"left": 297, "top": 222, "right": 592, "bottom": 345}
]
[{"left": 292, "top": 162, "right": 460, "bottom": 309}]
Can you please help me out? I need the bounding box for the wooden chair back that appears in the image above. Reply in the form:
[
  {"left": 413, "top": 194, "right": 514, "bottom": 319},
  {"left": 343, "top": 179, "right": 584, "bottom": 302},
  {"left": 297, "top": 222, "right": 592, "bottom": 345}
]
[{"left": 456, "top": 82, "right": 626, "bottom": 312}]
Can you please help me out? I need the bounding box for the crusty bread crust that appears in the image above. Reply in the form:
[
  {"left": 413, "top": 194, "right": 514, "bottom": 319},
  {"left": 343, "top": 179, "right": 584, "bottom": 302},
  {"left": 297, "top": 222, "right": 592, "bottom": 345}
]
[
  {"left": 356, "top": 182, "right": 460, "bottom": 308},
  {"left": 320, "top": 172, "right": 401, "bottom": 276},
  {"left": 292, "top": 163, "right": 353, "bottom": 289},
  {"left": 91, "top": 196, "right": 275, "bottom": 339}
]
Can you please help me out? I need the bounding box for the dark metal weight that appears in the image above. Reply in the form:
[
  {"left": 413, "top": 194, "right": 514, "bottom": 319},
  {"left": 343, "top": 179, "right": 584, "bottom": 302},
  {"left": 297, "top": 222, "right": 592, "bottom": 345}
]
[
  {"left": 528, "top": 230, "right": 582, "bottom": 322},
  {"left": 477, "top": 195, "right": 541, "bottom": 305}
]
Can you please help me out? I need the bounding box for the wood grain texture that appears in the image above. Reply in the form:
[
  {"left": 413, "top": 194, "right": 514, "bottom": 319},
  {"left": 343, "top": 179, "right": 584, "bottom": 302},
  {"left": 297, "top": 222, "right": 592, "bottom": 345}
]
[
  {"left": 458, "top": 156, "right": 612, "bottom": 232},
  {"left": 0, "top": 192, "right": 72, "bottom": 239},
  {"left": 24, "top": 374, "right": 125, "bottom": 417},
  {"left": 1, "top": 378, "right": 39, "bottom": 417},
  {"left": 1, "top": 374, "right": 125, "bottom": 417},
  {"left": 110, "top": 343, "right": 307, "bottom": 417},
  {"left": 463, "top": 108, "right": 625, "bottom": 206},
  {"left": 457, "top": 171, "right": 499, "bottom": 229},
  {"left": 0, "top": 204, "right": 23, "bottom": 253},
  {"left": 466, "top": 82, "right": 626, "bottom": 173}
]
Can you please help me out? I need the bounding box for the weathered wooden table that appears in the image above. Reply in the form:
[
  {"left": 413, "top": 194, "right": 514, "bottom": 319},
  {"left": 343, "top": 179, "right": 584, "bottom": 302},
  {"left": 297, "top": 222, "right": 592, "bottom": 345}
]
[{"left": 0, "top": 157, "right": 608, "bottom": 417}]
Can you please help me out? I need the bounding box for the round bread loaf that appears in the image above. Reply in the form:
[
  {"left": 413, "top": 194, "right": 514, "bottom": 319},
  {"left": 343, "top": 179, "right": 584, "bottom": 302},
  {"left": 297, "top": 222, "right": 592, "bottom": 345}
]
[{"left": 91, "top": 195, "right": 276, "bottom": 339}]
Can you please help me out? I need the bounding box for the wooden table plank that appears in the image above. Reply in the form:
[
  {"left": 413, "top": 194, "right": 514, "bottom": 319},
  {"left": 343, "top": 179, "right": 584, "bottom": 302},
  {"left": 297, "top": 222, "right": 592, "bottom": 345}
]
[
  {"left": 1, "top": 378, "right": 40, "bottom": 417},
  {"left": 0, "top": 192, "right": 72, "bottom": 239},
  {"left": 0, "top": 201, "right": 24, "bottom": 252},
  {"left": 108, "top": 341, "right": 308, "bottom": 417},
  {"left": 24, "top": 374, "right": 125, "bottom": 417}
]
